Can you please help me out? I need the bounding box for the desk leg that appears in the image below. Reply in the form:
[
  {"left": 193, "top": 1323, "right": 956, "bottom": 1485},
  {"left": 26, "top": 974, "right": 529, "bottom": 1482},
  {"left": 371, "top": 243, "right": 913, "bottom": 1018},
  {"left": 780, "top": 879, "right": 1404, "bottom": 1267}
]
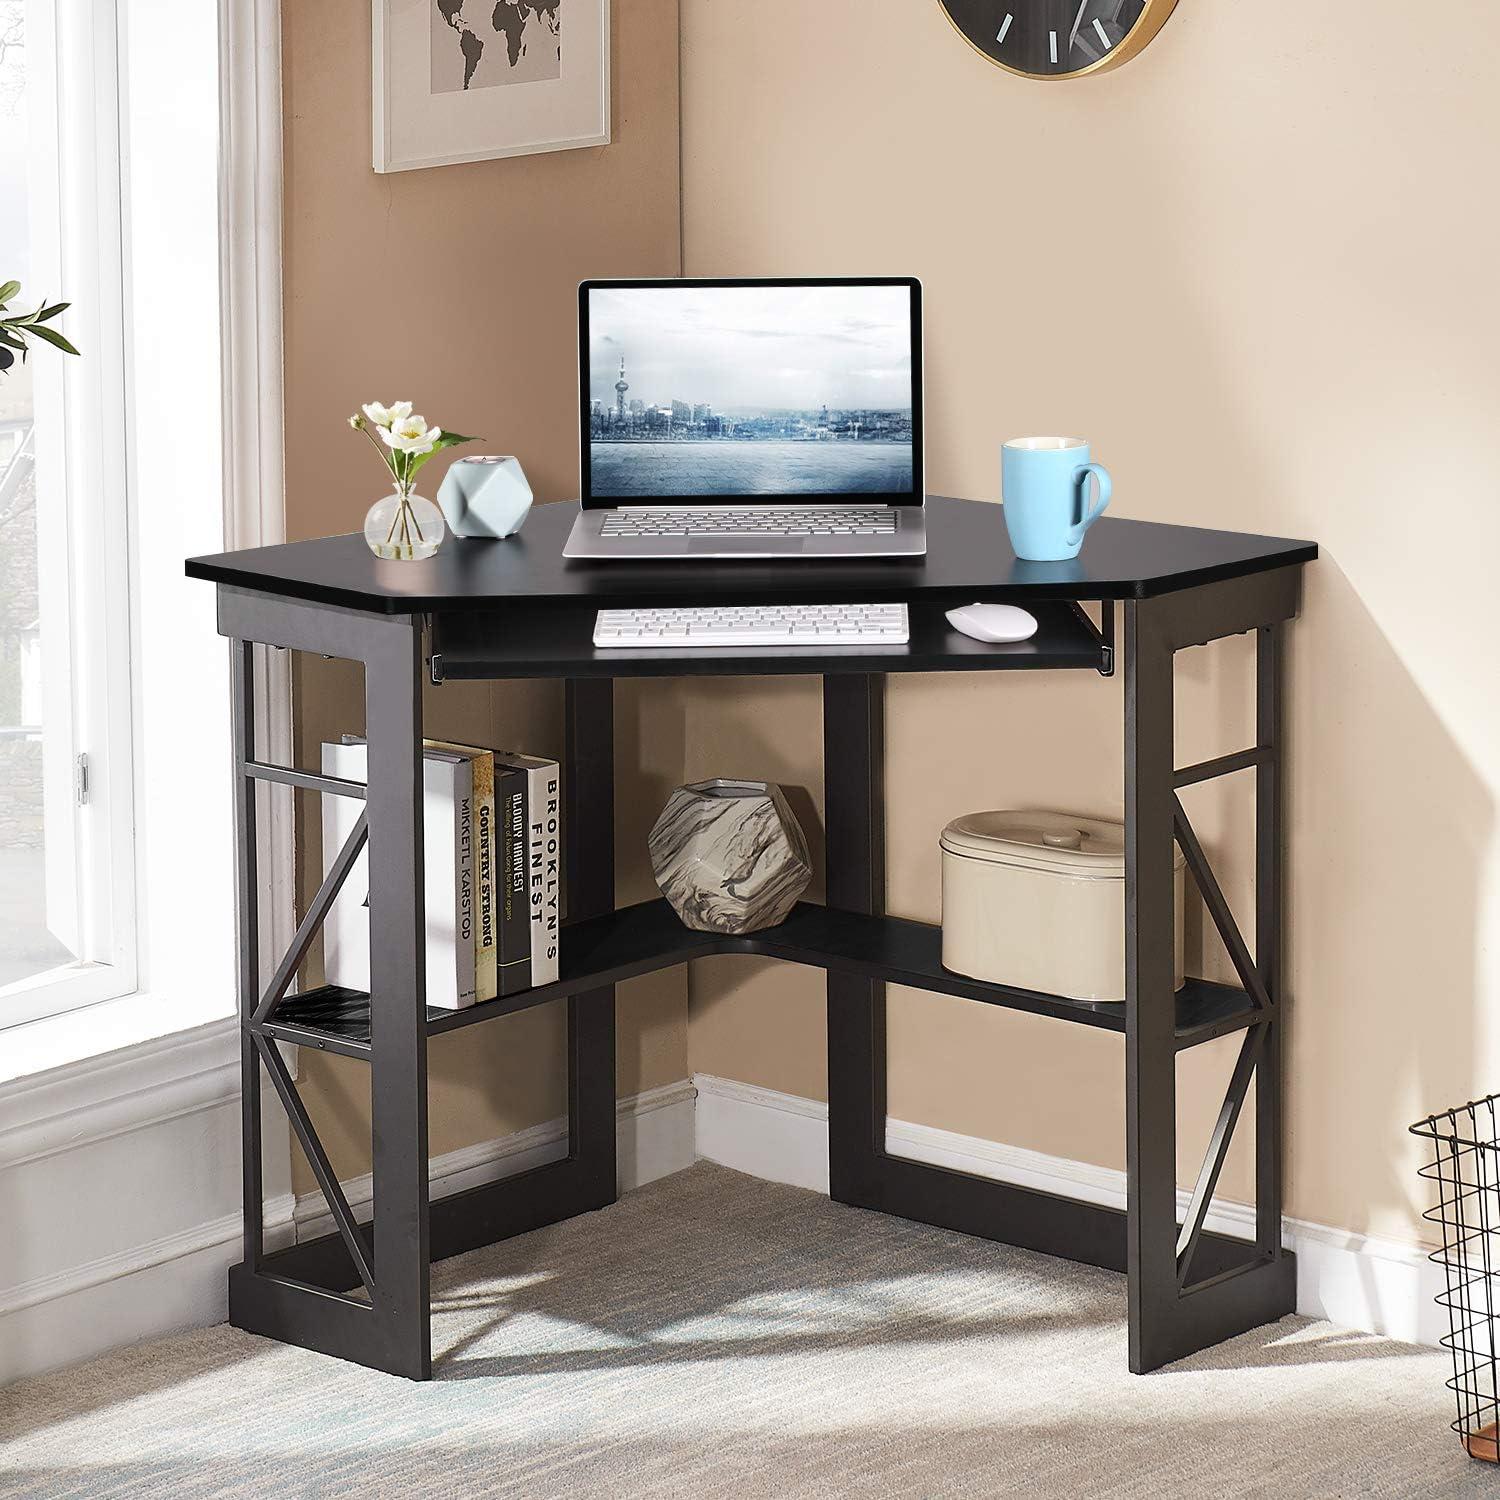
[
  {"left": 222, "top": 598, "right": 432, "bottom": 1379},
  {"left": 1124, "top": 593, "right": 1297, "bottom": 1373},
  {"left": 565, "top": 678, "right": 618, "bottom": 1210},
  {"left": 1254, "top": 624, "right": 1285, "bottom": 1263},
  {"left": 1123, "top": 600, "right": 1184, "bottom": 1374},
  {"left": 817, "top": 587, "right": 1296, "bottom": 1377},
  {"left": 365, "top": 615, "right": 432, "bottom": 1380},
  {"left": 230, "top": 641, "right": 264, "bottom": 1276},
  {"left": 825, "top": 674, "right": 887, "bottom": 1208}
]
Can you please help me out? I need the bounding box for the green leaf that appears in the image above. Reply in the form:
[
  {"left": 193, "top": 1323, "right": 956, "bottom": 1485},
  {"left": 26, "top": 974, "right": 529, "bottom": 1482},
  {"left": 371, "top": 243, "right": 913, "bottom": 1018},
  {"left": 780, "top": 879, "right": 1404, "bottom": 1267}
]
[
  {"left": 36, "top": 302, "right": 70, "bottom": 322},
  {"left": 26, "top": 324, "right": 80, "bottom": 357},
  {"left": 0, "top": 280, "right": 19, "bottom": 306},
  {"left": 404, "top": 430, "right": 478, "bottom": 482},
  {"left": 0, "top": 329, "right": 25, "bottom": 350}
]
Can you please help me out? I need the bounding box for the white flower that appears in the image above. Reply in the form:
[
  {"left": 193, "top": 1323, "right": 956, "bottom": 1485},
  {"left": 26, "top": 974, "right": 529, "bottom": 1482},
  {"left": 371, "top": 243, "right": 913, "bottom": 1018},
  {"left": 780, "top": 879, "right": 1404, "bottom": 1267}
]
[
  {"left": 362, "top": 400, "right": 413, "bottom": 429},
  {"left": 380, "top": 414, "right": 442, "bottom": 455}
]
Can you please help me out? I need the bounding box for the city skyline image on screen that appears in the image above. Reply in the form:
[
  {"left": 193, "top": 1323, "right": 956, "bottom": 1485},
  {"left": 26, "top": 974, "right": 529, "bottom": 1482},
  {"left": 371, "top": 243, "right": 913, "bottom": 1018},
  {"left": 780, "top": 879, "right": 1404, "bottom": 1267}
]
[{"left": 586, "top": 283, "right": 916, "bottom": 500}]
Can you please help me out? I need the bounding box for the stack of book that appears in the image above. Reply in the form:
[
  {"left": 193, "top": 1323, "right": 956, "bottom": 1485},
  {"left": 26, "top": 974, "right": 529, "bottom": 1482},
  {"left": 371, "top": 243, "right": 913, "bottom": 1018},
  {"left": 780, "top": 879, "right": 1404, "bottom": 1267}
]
[{"left": 321, "top": 739, "right": 561, "bottom": 1009}]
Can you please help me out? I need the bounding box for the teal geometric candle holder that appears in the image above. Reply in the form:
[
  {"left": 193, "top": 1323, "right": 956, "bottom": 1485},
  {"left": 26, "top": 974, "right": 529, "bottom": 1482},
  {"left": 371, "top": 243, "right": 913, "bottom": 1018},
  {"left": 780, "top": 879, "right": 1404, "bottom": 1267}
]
[{"left": 436, "top": 455, "right": 534, "bottom": 540}]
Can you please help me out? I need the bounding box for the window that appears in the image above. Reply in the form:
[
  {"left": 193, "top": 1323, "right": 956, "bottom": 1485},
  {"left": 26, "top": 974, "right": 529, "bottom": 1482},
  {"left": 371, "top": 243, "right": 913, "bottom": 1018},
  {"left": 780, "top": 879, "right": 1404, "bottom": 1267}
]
[
  {"left": 0, "top": 0, "right": 137, "bottom": 1026},
  {"left": 0, "top": 0, "right": 264, "bottom": 1055}
]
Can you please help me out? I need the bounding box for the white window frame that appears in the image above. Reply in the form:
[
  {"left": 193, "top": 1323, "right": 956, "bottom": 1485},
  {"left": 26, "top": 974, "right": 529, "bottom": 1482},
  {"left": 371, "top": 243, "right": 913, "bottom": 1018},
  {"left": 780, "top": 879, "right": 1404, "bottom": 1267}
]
[
  {"left": 0, "top": 0, "right": 292, "bottom": 1162},
  {"left": 3, "top": 0, "right": 293, "bottom": 1047},
  {"left": 218, "top": 0, "right": 295, "bottom": 997},
  {"left": 2, "top": 0, "right": 139, "bottom": 1027}
]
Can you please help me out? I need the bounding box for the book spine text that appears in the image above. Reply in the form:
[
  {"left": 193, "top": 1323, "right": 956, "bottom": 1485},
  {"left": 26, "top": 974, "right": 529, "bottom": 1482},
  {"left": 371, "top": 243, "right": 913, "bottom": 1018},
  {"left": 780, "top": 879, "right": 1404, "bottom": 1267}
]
[{"left": 498, "top": 764, "right": 530, "bottom": 996}]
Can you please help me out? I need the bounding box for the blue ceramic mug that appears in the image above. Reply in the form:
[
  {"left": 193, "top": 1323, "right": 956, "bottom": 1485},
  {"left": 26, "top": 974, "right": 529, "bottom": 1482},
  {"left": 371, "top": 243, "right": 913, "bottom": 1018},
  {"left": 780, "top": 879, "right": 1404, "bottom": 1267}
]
[{"left": 1001, "top": 437, "right": 1112, "bottom": 561}]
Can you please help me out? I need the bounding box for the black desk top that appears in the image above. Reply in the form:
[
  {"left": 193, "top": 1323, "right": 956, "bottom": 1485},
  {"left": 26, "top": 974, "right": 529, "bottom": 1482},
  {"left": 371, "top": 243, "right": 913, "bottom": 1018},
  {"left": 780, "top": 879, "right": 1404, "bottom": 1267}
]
[{"left": 185, "top": 495, "right": 1316, "bottom": 616}]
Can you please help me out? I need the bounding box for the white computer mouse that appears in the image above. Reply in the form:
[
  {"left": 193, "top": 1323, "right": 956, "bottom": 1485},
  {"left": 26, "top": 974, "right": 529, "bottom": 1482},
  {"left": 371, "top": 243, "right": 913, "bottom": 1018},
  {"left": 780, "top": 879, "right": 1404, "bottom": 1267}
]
[{"left": 945, "top": 602, "right": 1039, "bottom": 643}]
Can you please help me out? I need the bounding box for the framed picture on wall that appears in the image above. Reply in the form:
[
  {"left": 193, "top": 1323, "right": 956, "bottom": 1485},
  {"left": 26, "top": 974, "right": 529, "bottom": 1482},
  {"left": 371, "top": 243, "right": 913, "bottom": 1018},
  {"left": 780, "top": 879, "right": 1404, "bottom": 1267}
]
[{"left": 373, "top": 1, "right": 610, "bottom": 173}]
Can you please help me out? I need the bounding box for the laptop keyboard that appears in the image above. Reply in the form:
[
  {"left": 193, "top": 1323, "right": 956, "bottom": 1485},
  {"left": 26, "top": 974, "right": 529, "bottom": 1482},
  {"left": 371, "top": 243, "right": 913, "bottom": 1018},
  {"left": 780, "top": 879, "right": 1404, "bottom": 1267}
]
[{"left": 599, "top": 506, "right": 900, "bottom": 538}]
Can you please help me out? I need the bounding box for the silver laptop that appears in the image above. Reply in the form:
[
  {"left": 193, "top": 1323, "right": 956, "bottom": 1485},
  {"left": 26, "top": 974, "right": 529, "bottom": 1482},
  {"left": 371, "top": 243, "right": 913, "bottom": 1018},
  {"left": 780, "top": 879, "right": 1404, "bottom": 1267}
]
[{"left": 564, "top": 277, "right": 926, "bottom": 559}]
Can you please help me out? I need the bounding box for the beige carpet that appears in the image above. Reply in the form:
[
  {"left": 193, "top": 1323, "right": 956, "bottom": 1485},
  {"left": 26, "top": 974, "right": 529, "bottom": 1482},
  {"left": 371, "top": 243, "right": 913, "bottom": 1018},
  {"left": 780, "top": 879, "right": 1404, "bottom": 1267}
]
[{"left": 0, "top": 1163, "right": 1483, "bottom": 1498}]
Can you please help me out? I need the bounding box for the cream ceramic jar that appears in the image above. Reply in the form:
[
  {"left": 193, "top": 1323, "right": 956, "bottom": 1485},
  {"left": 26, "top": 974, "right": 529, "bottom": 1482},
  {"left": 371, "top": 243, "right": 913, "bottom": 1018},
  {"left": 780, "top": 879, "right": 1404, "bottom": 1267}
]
[{"left": 939, "top": 810, "right": 1184, "bottom": 1002}]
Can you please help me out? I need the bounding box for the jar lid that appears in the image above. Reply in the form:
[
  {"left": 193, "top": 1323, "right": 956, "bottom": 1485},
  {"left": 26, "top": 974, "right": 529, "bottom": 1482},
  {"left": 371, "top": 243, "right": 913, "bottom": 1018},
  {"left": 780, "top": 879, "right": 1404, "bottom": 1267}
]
[{"left": 940, "top": 810, "right": 1180, "bottom": 877}]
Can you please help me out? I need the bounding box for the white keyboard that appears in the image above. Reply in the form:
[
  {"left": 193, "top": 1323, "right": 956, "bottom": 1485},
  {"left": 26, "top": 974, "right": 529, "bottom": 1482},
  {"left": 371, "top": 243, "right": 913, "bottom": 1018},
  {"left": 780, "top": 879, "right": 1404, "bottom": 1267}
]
[
  {"left": 598, "top": 506, "right": 898, "bottom": 539},
  {"left": 593, "top": 603, "right": 910, "bottom": 649}
]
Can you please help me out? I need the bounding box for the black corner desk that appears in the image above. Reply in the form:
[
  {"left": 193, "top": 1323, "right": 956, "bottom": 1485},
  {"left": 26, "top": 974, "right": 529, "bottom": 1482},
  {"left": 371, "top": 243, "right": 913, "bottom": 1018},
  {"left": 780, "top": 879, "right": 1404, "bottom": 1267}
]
[{"left": 186, "top": 494, "right": 1318, "bottom": 1380}]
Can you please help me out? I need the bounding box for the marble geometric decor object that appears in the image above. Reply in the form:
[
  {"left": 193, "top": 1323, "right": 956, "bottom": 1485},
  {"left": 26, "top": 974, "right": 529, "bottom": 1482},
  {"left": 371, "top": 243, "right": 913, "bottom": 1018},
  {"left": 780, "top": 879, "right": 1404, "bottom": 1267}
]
[
  {"left": 436, "top": 455, "right": 534, "bottom": 539},
  {"left": 648, "top": 779, "right": 812, "bottom": 935}
]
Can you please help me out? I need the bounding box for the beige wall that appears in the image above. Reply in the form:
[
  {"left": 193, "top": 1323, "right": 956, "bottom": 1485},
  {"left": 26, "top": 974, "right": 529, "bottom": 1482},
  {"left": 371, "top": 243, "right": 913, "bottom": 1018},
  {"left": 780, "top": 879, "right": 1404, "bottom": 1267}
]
[
  {"left": 679, "top": 0, "right": 1500, "bottom": 1246},
  {"left": 277, "top": 0, "right": 1499, "bottom": 1251},
  {"left": 280, "top": 0, "right": 686, "bottom": 1189}
]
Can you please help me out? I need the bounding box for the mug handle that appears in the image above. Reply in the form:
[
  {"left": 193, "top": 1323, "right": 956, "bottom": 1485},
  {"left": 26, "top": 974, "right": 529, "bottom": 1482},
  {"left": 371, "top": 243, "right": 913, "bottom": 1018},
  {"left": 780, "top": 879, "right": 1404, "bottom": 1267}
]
[{"left": 1068, "top": 463, "right": 1112, "bottom": 548}]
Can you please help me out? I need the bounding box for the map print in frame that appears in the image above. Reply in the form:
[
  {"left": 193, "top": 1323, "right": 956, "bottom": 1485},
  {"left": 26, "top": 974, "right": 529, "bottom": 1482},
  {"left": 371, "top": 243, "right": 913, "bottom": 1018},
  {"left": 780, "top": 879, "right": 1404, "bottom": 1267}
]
[
  {"left": 432, "top": 2, "right": 562, "bottom": 93},
  {"left": 373, "top": 0, "right": 609, "bottom": 172}
]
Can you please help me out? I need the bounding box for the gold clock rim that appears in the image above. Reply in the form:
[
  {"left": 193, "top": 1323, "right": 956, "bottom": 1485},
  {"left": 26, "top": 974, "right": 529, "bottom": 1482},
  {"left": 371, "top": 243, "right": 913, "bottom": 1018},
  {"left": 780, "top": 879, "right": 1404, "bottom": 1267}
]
[{"left": 936, "top": 0, "right": 1181, "bottom": 81}]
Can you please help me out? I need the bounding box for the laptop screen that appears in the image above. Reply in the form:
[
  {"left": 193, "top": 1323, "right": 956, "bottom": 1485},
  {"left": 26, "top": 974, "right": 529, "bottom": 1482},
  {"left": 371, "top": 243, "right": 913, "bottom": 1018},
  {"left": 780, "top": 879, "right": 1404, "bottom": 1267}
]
[{"left": 580, "top": 278, "right": 922, "bottom": 508}]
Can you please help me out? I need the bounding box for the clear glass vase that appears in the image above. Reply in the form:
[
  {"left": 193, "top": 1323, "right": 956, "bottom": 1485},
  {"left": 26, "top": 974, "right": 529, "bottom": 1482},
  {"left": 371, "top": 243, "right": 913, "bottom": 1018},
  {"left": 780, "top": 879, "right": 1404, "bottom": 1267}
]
[{"left": 364, "top": 485, "right": 445, "bottom": 561}]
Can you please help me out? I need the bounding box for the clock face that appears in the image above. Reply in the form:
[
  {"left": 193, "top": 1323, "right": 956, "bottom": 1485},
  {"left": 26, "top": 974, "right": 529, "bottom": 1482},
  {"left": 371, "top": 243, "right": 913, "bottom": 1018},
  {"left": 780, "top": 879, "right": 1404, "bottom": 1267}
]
[{"left": 938, "top": 0, "right": 1175, "bottom": 79}]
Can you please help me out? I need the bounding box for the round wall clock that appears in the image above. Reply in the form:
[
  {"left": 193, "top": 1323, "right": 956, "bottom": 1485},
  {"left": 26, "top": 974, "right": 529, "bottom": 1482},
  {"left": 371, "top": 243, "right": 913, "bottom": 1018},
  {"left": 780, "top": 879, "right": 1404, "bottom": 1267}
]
[{"left": 938, "top": 1, "right": 1180, "bottom": 79}]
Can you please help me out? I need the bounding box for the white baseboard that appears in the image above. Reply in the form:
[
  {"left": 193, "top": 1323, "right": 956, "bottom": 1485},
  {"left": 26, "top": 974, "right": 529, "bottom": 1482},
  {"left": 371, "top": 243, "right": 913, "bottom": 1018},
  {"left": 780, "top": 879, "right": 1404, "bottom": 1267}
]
[
  {"left": 0, "top": 1218, "right": 260, "bottom": 1384},
  {"left": 0, "top": 1016, "right": 241, "bottom": 1171},
  {"left": 0, "top": 1191, "right": 297, "bottom": 1386},
  {"left": 617, "top": 1079, "right": 699, "bottom": 1191},
  {"left": 0, "top": 1197, "right": 295, "bottom": 1323},
  {"left": 1, "top": 1065, "right": 1444, "bottom": 1387},
  {"left": 0, "top": 1081, "right": 695, "bottom": 1385},
  {"left": 692, "top": 1074, "right": 830, "bottom": 1193},
  {"left": 691, "top": 1072, "right": 1448, "bottom": 1348},
  {"left": 293, "top": 1080, "right": 697, "bottom": 1242}
]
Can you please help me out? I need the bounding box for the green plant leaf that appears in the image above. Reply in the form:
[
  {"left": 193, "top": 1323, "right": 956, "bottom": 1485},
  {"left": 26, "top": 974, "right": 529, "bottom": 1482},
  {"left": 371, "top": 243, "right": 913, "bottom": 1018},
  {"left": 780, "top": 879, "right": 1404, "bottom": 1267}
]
[
  {"left": 0, "top": 280, "right": 19, "bottom": 306},
  {"left": 0, "top": 329, "right": 25, "bottom": 351},
  {"left": 36, "top": 302, "right": 70, "bottom": 322},
  {"left": 26, "top": 324, "right": 80, "bottom": 357},
  {"left": 405, "top": 430, "right": 478, "bottom": 483}
]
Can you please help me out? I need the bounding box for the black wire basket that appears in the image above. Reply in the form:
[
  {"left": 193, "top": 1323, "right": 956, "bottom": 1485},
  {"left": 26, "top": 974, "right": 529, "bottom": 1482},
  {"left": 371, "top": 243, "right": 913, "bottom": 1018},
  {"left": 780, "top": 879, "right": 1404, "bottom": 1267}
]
[{"left": 1411, "top": 1094, "right": 1500, "bottom": 1463}]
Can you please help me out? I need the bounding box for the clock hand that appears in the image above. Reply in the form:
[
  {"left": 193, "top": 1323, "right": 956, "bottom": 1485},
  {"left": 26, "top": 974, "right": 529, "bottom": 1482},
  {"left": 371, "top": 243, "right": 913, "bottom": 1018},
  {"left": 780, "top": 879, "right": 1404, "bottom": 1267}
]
[{"left": 1068, "top": 0, "right": 1091, "bottom": 50}]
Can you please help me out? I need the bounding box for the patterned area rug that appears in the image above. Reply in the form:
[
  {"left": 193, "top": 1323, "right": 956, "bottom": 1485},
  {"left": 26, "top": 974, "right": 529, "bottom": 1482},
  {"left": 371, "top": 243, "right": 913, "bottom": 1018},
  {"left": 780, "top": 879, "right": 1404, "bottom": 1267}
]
[{"left": 0, "top": 1163, "right": 1481, "bottom": 1498}]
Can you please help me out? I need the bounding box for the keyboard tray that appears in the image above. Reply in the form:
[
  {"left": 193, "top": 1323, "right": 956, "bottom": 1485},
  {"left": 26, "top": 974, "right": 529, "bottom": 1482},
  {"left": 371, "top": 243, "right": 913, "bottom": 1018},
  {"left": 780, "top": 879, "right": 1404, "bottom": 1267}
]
[{"left": 430, "top": 600, "right": 1110, "bottom": 680}]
